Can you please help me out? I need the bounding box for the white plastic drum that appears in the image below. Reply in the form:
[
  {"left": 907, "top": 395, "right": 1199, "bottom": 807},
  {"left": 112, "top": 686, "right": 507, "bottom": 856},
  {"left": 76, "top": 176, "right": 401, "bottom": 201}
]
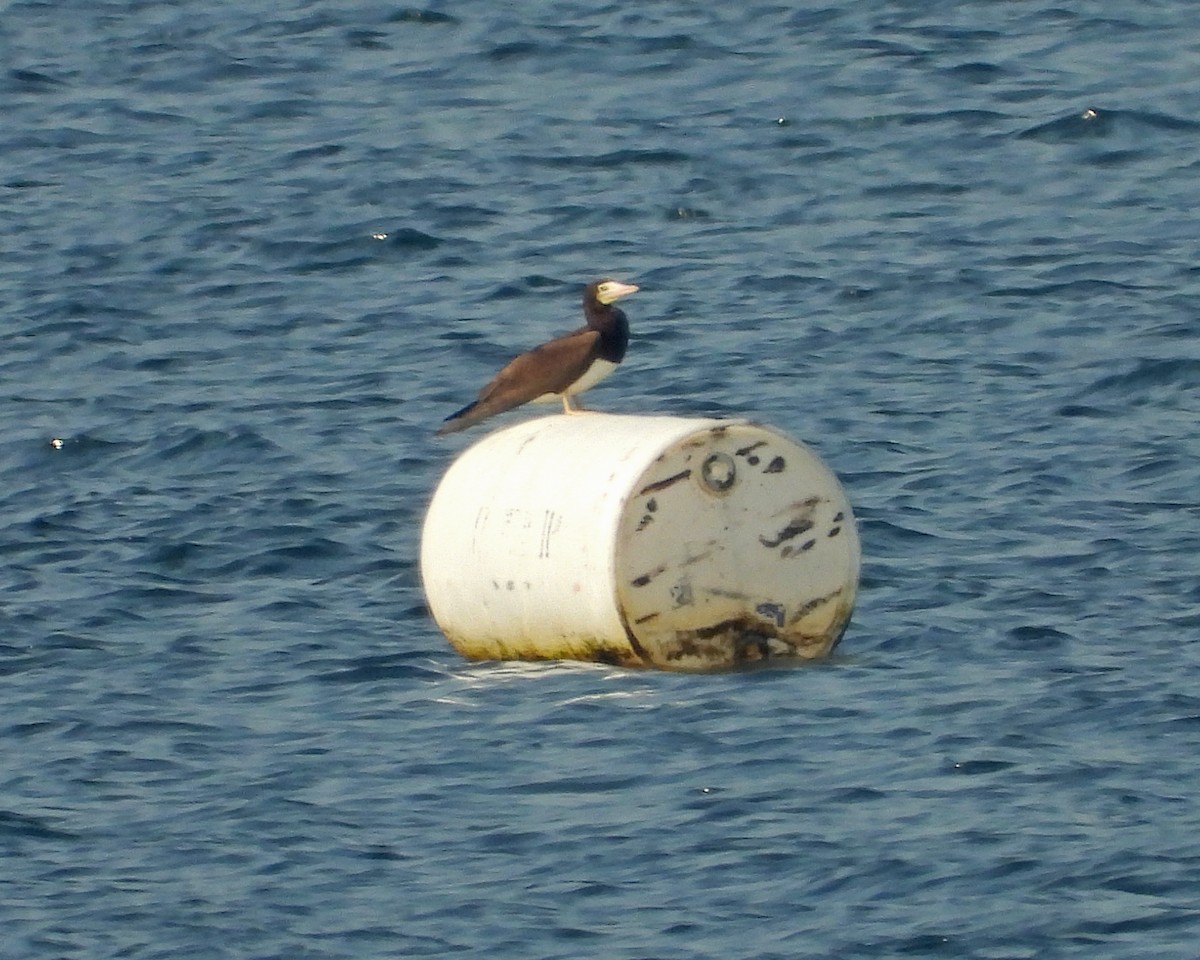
[{"left": 420, "top": 414, "right": 860, "bottom": 670}]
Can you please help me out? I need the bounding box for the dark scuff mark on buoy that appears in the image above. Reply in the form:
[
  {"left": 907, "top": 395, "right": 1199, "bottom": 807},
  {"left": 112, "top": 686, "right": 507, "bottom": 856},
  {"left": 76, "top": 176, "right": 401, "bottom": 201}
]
[
  {"left": 635, "top": 497, "right": 658, "bottom": 532},
  {"left": 660, "top": 605, "right": 846, "bottom": 668},
  {"left": 755, "top": 601, "right": 786, "bottom": 627},
  {"left": 703, "top": 586, "right": 752, "bottom": 602},
  {"left": 631, "top": 563, "right": 668, "bottom": 587},
  {"left": 760, "top": 496, "right": 823, "bottom": 548},
  {"left": 634, "top": 611, "right": 659, "bottom": 624},
  {"left": 671, "top": 578, "right": 694, "bottom": 607},
  {"left": 638, "top": 469, "right": 691, "bottom": 496},
  {"left": 665, "top": 617, "right": 786, "bottom": 667},
  {"left": 538, "top": 510, "right": 560, "bottom": 558},
  {"left": 764, "top": 456, "right": 786, "bottom": 473},
  {"left": 787, "top": 587, "right": 844, "bottom": 625},
  {"left": 674, "top": 616, "right": 760, "bottom": 644},
  {"left": 828, "top": 525, "right": 841, "bottom": 538},
  {"left": 613, "top": 610, "right": 654, "bottom": 666},
  {"left": 759, "top": 516, "right": 815, "bottom": 548},
  {"left": 736, "top": 441, "right": 767, "bottom": 458},
  {"left": 515, "top": 433, "right": 539, "bottom": 455}
]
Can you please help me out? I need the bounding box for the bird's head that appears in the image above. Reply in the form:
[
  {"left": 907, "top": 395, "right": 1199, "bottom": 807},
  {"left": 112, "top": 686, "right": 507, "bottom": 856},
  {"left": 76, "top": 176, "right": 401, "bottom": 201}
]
[{"left": 589, "top": 279, "right": 639, "bottom": 306}]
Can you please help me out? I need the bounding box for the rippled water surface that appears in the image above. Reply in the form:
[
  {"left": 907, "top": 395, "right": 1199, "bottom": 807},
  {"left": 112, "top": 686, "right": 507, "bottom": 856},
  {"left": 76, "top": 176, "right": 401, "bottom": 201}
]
[{"left": 5, "top": 1, "right": 1200, "bottom": 957}]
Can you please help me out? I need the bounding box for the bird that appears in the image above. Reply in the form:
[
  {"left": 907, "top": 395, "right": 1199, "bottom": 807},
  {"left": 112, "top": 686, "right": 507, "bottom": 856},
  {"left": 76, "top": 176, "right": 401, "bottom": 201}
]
[{"left": 436, "top": 278, "right": 639, "bottom": 436}]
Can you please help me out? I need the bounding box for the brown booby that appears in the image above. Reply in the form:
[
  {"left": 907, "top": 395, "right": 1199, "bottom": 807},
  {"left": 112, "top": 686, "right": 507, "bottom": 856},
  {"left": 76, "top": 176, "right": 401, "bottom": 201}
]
[{"left": 436, "top": 278, "right": 639, "bottom": 436}]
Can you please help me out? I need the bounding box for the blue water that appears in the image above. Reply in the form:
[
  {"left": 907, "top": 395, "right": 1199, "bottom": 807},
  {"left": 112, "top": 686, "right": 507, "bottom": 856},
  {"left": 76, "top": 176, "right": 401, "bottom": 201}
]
[{"left": 4, "top": 1, "right": 1200, "bottom": 956}]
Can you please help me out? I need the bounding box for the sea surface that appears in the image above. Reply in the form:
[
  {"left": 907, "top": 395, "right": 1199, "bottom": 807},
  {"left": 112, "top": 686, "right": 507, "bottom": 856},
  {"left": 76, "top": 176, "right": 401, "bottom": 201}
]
[{"left": 4, "top": 1, "right": 1200, "bottom": 957}]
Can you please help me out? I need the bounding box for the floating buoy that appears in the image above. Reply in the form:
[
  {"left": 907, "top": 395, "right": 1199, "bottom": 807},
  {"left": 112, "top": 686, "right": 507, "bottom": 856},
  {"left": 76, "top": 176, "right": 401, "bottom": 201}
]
[{"left": 420, "top": 415, "right": 860, "bottom": 671}]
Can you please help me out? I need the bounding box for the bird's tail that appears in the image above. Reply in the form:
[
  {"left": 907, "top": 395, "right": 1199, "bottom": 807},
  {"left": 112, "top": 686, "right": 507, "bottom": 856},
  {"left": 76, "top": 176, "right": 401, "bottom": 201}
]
[{"left": 435, "top": 401, "right": 480, "bottom": 436}]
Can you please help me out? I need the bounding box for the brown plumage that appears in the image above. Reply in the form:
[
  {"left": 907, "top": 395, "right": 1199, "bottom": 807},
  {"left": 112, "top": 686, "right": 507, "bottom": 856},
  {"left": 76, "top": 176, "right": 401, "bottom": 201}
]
[{"left": 436, "top": 278, "right": 638, "bottom": 436}]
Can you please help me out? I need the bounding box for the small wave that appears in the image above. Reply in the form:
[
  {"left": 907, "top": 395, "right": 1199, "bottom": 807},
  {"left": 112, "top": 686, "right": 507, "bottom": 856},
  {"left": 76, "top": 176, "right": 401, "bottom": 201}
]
[
  {"left": 258, "top": 226, "right": 452, "bottom": 272},
  {"left": 482, "top": 275, "right": 563, "bottom": 301},
  {"left": 315, "top": 653, "right": 447, "bottom": 685},
  {"left": 862, "top": 181, "right": 968, "bottom": 199},
  {"left": 345, "top": 28, "right": 390, "bottom": 50},
  {"left": 1005, "top": 624, "right": 1073, "bottom": 651},
  {"left": 1080, "top": 357, "right": 1200, "bottom": 397},
  {"left": 388, "top": 8, "right": 460, "bottom": 26},
  {"left": 946, "top": 61, "right": 1005, "bottom": 85},
  {"left": 1017, "top": 106, "right": 1200, "bottom": 143},
  {"left": 379, "top": 227, "right": 443, "bottom": 251},
  {"left": 986, "top": 278, "right": 1151, "bottom": 299},
  {"left": 7, "top": 68, "right": 66, "bottom": 90},
  {"left": 0, "top": 809, "right": 77, "bottom": 842},
  {"left": 945, "top": 758, "right": 1017, "bottom": 776},
  {"left": 528, "top": 148, "right": 691, "bottom": 170},
  {"left": 1018, "top": 107, "right": 1118, "bottom": 142},
  {"left": 282, "top": 143, "right": 345, "bottom": 165},
  {"left": 154, "top": 426, "right": 281, "bottom": 465}
]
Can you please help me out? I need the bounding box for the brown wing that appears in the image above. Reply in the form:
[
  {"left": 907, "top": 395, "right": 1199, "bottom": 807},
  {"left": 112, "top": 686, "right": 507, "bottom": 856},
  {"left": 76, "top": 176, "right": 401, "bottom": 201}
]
[{"left": 437, "top": 329, "right": 599, "bottom": 435}]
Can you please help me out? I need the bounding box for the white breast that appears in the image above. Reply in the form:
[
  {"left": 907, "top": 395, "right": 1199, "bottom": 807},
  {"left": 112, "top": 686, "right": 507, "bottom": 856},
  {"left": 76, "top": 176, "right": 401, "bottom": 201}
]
[{"left": 532, "top": 358, "right": 619, "bottom": 403}]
